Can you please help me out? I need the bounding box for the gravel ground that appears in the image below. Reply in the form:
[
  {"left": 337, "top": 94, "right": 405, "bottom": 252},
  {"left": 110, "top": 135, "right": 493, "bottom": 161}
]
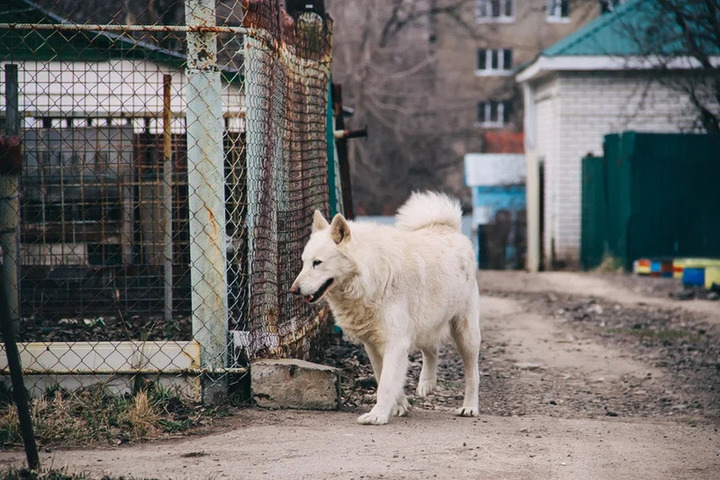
[
  {"left": 320, "top": 337, "right": 479, "bottom": 415},
  {"left": 3, "top": 271, "right": 719, "bottom": 479},
  {"left": 606, "top": 273, "right": 720, "bottom": 301},
  {"left": 319, "top": 273, "right": 720, "bottom": 424},
  {"left": 489, "top": 290, "right": 720, "bottom": 420}
]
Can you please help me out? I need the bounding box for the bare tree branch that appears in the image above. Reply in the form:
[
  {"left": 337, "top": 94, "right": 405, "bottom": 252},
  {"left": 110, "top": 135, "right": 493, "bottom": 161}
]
[{"left": 622, "top": 0, "right": 720, "bottom": 136}]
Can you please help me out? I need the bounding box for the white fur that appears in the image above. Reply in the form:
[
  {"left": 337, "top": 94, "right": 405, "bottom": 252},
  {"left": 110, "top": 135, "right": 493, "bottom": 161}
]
[
  {"left": 291, "top": 191, "right": 481, "bottom": 425},
  {"left": 396, "top": 190, "right": 463, "bottom": 232}
]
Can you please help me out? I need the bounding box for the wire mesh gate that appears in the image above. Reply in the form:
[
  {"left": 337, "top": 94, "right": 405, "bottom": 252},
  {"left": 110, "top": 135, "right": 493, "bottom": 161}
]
[{"left": 0, "top": 0, "right": 334, "bottom": 401}]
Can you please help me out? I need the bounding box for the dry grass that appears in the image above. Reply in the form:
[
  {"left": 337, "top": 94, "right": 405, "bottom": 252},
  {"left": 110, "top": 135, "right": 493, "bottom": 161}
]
[
  {"left": 0, "top": 467, "right": 90, "bottom": 479},
  {"left": 121, "top": 391, "right": 158, "bottom": 439},
  {"left": 593, "top": 253, "right": 623, "bottom": 273},
  {"left": 0, "top": 466, "right": 146, "bottom": 479},
  {"left": 0, "top": 382, "right": 225, "bottom": 448}
]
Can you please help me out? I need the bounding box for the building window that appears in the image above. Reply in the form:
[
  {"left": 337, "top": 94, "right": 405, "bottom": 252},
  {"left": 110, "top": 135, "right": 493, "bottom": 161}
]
[
  {"left": 477, "top": 100, "right": 513, "bottom": 127},
  {"left": 476, "top": 0, "right": 514, "bottom": 22},
  {"left": 547, "top": 0, "right": 569, "bottom": 22},
  {"left": 599, "top": 0, "right": 623, "bottom": 13},
  {"left": 476, "top": 48, "right": 513, "bottom": 75}
]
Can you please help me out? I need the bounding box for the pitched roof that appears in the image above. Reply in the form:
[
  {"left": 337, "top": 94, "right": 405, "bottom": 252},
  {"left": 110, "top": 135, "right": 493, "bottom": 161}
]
[
  {"left": 0, "top": 0, "right": 244, "bottom": 84},
  {"left": 543, "top": 0, "right": 720, "bottom": 57},
  {"left": 0, "top": 0, "right": 187, "bottom": 67},
  {"left": 516, "top": 0, "right": 720, "bottom": 82},
  {"left": 542, "top": 0, "right": 649, "bottom": 57}
]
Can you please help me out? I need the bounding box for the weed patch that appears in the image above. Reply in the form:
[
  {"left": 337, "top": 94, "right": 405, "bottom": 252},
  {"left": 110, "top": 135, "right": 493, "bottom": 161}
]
[{"left": 0, "top": 382, "right": 223, "bottom": 448}]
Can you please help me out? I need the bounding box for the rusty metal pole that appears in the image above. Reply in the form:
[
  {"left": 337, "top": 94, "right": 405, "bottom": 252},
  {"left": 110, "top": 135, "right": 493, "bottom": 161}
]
[
  {"left": 185, "top": 0, "right": 229, "bottom": 403},
  {"left": 162, "top": 74, "right": 173, "bottom": 325},
  {"left": 1, "top": 281, "right": 39, "bottom": 470},
  {"left": 1, "top": 63, "right": 39, "bottom": 471},
  {"left": 332, "top": 84, "right": 355, "bottom": 219},
  {"left": 1, "top": 64, "right": 20, "bottom": 325}
]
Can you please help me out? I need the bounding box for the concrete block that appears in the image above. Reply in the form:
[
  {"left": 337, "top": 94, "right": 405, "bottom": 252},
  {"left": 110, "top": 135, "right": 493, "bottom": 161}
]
[{"left": 251, "top": 359, "right": 341, "bottom": 410}]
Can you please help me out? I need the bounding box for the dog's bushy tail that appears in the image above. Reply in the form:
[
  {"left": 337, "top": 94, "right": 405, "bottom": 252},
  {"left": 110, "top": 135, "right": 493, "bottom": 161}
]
[{"left": 395, "top": 191, "right": 462, "bottom": 232}]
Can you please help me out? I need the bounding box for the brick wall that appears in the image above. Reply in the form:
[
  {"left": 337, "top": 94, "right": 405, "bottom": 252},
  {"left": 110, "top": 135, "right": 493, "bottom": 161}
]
[{"left": 534, "top": 70, "right": 700, "bottom": 267}]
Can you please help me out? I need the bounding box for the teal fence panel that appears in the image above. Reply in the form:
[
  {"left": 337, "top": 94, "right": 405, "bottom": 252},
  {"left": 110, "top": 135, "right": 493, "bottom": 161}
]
[
  {"left": 584, "top": 131, "right": 720, "bottom": 271},
  {"left": 580, "top": 155, "right": 606, "bottom": 269}
]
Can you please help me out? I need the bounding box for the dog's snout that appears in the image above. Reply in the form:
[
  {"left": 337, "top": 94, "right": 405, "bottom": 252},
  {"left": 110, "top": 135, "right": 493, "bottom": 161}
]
[{"left": 290, "top": 284, "right": 301, "bottom": 296}]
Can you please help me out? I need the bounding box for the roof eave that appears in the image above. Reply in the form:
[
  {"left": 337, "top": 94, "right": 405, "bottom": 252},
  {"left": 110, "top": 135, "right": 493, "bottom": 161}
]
[{"left": 516, "top": 55, "right": 720, "bottom": 83}]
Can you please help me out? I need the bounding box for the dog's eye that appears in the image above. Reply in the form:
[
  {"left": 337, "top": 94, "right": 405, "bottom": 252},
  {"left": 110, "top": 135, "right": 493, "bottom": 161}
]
[{"left": 312, "top": 260, "right": 322, "bottom": 268}]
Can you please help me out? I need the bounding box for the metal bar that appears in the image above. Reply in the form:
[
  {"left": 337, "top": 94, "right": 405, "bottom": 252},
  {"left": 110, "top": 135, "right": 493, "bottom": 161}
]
[
  {"left": 0, "top": 367, "right": 248, "bottom": 376},
  {"left": 332, "top": 84, "right": 355, "bottom": 219},
  {"left": 334, "top": 127, "right": 368, "bottom": 140},
  {"left": 7, "top": 111, "right": 246, "bottom": 119},
  {"left": 1, "top": 64, "right": 20, "bottom": 323},
  {"left": 5, "top": 67, "right": 18, "bottom": 137},
  {"left": 162, "top": 75, "right": 174, "bottom": 324},
  {"left": 0, "top": 23, "right": 250, "bottom": 34},
  {"left": 0, "top": 273, "right": 40, "bottom": 470},
  {"left": 185, "top": 0, "right": 229, "bottom": 403}
]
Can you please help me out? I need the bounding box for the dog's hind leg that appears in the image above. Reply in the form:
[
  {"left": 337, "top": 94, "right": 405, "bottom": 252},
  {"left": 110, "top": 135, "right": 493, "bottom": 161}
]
[
  {"left": 451, "top": 294, "right": 481, "bottom": 417},
  {"left": 416, "top": 346, "right": 438, "bottom": 397}
]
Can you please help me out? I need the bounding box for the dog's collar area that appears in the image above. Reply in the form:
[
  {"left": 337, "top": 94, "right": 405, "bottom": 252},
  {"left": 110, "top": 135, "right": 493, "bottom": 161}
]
[{"left": 305, "top": 278, "right": 334, "bottom": 303}]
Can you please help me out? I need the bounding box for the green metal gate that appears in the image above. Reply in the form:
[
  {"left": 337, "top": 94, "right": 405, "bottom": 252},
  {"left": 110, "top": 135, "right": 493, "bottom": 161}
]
[{"left": 581, "top": 131, "right": 720, "bottom": 271}]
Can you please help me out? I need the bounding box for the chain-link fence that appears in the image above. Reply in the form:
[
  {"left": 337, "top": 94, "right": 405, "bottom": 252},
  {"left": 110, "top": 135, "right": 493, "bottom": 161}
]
[{"left": 0, "top": 0, "right": 335, "bottom": 401}]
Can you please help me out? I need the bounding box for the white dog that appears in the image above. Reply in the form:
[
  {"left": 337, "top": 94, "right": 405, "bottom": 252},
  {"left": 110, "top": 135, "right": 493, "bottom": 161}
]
[{"left": 291, "top": 191, "right": 481, "bottom": 425}]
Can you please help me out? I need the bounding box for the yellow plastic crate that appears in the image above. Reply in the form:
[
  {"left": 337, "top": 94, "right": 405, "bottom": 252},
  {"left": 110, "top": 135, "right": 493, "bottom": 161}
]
[{"left": 705, "top": 266, "right": 720, "bottom": 290}]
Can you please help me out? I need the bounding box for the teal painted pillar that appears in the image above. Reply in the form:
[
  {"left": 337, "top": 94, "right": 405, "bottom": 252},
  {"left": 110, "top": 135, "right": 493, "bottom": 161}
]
[{"left": 326, "top": 80, "right": 339, "bottom": 217}]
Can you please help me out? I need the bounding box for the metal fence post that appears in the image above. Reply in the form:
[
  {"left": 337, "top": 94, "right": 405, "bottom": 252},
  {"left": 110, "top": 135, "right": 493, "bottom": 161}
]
[
  {"left": 1, "top": 280, "right": 40, "bottom": 470},
  {"left": 185, "top": 0, "right": 229, "bottom": 402},
  {"left": 1, "top": 62, "right": 37, "bottom": 470},
  {"left": 162, "top": 74, "right": 174, "bottom": 325},
  {"left": 1, "top": 64, "right": 20, "bottom": 328}
]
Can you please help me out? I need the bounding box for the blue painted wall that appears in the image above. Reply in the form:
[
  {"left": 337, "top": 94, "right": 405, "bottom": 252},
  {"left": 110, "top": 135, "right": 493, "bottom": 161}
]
[{"left": 471, "top": 185, "right": 526, "bottom": 224}]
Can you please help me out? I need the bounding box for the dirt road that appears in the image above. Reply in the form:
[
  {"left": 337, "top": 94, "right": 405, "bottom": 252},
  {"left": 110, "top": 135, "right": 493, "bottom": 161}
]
[{"left": 2, "top": 271, "right": 719, "bottom": 479}]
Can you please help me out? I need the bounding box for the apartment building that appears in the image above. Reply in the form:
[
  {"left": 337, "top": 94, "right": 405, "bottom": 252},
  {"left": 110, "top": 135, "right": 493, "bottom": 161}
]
[{"left": 435, "top": 0, "right": 599, "bottom": 152}]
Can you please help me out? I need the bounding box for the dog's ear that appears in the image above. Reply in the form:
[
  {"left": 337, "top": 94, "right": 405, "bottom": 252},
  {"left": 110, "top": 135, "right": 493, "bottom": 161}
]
[
  {"left": 312, "top": 210, "right": 329, "bottom": 232},
  {"left": 330, "top": 214, "right": 351, "bottom": 244}
]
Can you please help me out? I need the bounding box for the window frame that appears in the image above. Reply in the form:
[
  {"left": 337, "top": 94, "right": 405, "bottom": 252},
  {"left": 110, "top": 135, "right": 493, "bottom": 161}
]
[
  {"left": 546, "top": 0, "right": 570, "bottom": 23},
  {"left": 476, "top": 48, "right": 513, "bottom": 76},
  {"left": 476, "top": 100, "right": 513, "bottom": 128},
  {"left": 600, "top": 0, "right": 624, "bottom": 14},
  {"left": 475, "top": 0, "right": 515, "bottom": 23}
]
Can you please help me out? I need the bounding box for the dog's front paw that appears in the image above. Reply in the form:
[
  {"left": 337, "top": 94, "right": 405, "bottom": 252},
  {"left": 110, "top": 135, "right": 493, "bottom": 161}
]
[
  {"left": 357, "top": 409, "right": 390, "bottom": 425},
  {"left": 455, "top": 405, "right": 479, "bottom": 417},
  {"left": 392, "top": 395, "right": 409, "bottom": 417}
]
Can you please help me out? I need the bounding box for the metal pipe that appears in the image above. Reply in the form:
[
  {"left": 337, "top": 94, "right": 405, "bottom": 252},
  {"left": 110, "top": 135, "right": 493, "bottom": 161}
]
[
  {"left": 185, "top": 0, "right": 229, "bottom": 404},
  {"left": 332, "top": 84, "right": 355, "bottom": 219},
  {"left": 0, "top": 367, "right": 248, "bottom": 376},
  {"left": 0, "top": 23, "right": 250, "bottom": 34},
  {"left": 1, "top": 64, "right": 20, "bottom": 325},
  {"left": 0, "top": 274, "right": 40, "bottom": 470},
  {"left": 162, "top": 75, "right": 174, "bottom": 324},
  {"left": 333, "top": 127, "right": 368, "bottom": 140}
]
